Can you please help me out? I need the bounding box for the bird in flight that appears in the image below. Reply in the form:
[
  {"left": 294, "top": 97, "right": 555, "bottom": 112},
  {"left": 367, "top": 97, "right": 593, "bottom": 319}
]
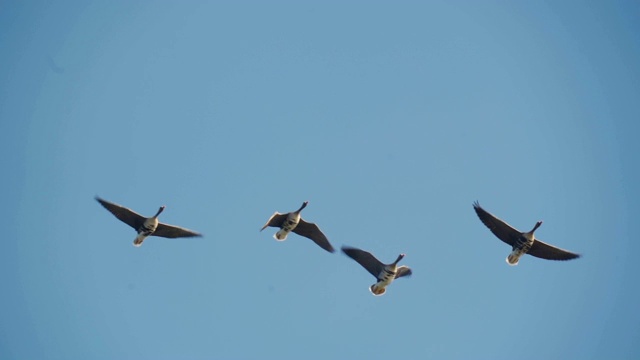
[
  {"left": 342, "top": 246, "right": 412, "bottom": 296},
  {"left": 96, "top": 196, "right": 202, "bottom": 247},
  {"left": 473, "top": 201, "right": 580, "bottom": 265},
  {"left": 260, "top": 201, "right": 334, "bottom": 253}
]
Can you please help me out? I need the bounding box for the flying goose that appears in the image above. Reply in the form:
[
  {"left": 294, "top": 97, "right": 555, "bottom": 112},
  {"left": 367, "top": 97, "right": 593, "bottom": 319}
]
[
  {"left": 341, "top": 246, "right": 412, "bottom": 296},
  {"left": 260, "top": 201, "right": 334, "bottom": 253},
  {"left": 96, "top": 196, "right": 202, "bottom": 247},
  {"left": 473, "top": 201, "right": 580, "bottom": 265}
]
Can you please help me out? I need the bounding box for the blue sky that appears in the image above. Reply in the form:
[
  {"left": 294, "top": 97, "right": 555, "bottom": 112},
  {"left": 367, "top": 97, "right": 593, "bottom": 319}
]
[{"left": 1, "top": 1, "right": 639, "bottom": 359}]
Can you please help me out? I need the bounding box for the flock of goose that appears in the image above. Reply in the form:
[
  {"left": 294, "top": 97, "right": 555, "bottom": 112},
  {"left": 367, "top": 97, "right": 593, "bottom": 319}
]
[{"left": 96, "top": 196, "right": 580, "bottom": 296}]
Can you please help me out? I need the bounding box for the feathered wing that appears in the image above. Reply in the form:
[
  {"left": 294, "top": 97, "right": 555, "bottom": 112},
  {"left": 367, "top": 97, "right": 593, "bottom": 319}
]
[
  {"left": 395, "top": 266, "right": 412, "bottom": 279},
  {"left": 342, "top": 246, "right": 384, "bottom": 278},
  {"left": 293, "top": 219, "right": 335, "bottom": 253},
  {"left": 473, "top": 201, "right": 520, "bottom": 246},
  {"left": 528, "top": 239, "right": 580, "bottom": 261},
  {"left": 260, "top": 212, "right": 287, "bottom": 231},
  {"left": 153, "top": 223, "right": 202, "bottom": 238},
  {"left": 95, "top": 196, "right": 145, "bottom": 230}
]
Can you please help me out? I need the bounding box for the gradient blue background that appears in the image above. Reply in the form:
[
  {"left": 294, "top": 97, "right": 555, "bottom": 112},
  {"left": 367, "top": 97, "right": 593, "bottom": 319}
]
[{"left": 2, "top": 1, "right": 639, "bottom": 359}]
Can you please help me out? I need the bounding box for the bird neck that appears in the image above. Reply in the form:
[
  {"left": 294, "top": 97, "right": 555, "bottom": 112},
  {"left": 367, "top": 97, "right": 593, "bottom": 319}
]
[
  {"left": 154, "top": 207, "right": 164, "bottom": 218},
  {"left": 296, "top": 201, "right": 308, "bottom": 213}
]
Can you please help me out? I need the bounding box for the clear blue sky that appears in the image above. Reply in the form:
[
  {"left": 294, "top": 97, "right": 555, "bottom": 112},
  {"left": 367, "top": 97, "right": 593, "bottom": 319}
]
[{"left": 2, "top": 1, "right": 639, "bottom": 359}]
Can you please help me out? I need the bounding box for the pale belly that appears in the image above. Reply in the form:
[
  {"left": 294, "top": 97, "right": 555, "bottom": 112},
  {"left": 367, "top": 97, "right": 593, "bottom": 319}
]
[
  {"left": 506, "top": 248, "right": 526, "bottom": 266},
  {"left": 274, "top": 215, "right": 300, "bottom": 241},
  {"left": 506, "top": 237, "right": 534, "bottom": 266},
  {"left": 134, "top": 218, "right": 158, "bottom": 247}
]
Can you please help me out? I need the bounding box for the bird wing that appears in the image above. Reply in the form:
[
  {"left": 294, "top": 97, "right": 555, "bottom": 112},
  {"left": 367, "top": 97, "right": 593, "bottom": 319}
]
[
  {"left": 395, "top": 266, "right": 412, "bottom": 279},
  {"left": 341, "top": 246, "right": 384, "bottom": 279},
  {"left": 292, "top": 219, "right": 335, "bottom": 253},
  {"left": 528, "top": 239, "right": 580, "bottom": 261},
  {"left": 260, "top": 212, "right": 287, "bottom": 231},
  {"left": 152, "top": 223, "right": 203, "bottom": 238},
  {"left": 95, "top": 196, "right": 146, "bottom": 230},
  {"left": 473, "top": 201, "right": 521, "bottom": 246}
]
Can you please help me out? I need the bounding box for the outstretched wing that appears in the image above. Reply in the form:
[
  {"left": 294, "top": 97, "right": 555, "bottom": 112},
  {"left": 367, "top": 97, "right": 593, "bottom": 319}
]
[
  {"left": 96, "top": 196, "right": 145, "bottom": 230},
  {"left": 260, "top": 212, "right": 288, "bottom": 231},
  {"left": 293, "top": 219, "right": 335, "bottom": 253},
  {"left": 342, "top": 246, "right": 384, "bottom": 279},
  {"left": 473, "top": 201, "right": 521, "bottom": 247},
  {"left": 529, "top": 239, "right": 580, "bottom": 261},
  {"left": 395, "top": 266, "right": 412, "bottom": 279},
  {"left": 153, "top": 223, "right": 203, "bottom": 239}
]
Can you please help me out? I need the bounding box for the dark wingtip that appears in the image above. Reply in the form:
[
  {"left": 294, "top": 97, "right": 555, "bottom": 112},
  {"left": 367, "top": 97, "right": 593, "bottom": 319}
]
[
  {"left": 341, "top": 245, "right": 357, "bottom": 255},
  {"left": 561, "top": 252, "right": 581, "bottom": 261},
  {"left": 95, "top": 196, "right": 108, "bottom": 207},
  {"left": 560, "top": 252, "right": 581, "bottom": 261}
]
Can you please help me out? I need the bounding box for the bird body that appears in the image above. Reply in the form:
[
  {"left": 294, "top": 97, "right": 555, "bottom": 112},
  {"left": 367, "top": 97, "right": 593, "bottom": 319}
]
[
  {"left": 473, "top": 201, "right": 579, "bottom": 265},
  {"left": 261, "top": 201, "right": 334, "bottom": 253},
  {"left": 274, "top": 211, "right": 302, "bottom": 241},
  {"left": 133, "top": 207, "right": 163, "bottom": 246},
  {"left": 96, "top": 197, "right": 202, "bottom": 247},
  {"left": 505, "top": 221, "right": 540, "bottom": 265},
  {"left": 370, "top": 258, "right": 404, "bottom": 295},
  {"left": 342, "top": 246, "right": 412, "bottom": 296}
]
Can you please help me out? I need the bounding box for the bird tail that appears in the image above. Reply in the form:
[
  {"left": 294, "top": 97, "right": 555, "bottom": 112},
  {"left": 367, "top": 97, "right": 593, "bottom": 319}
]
[
  {"left": 506, "top": 252, "right": 520, "bottom": 266},
  {"left": 133, "top": 235, "right": 145, "bottom": 247},
  {"left": 370, "top": 284, "right": 387, "bottom": 296},
  {"left": 274, "top": 229, "right": 288, "bottom": 241}
]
